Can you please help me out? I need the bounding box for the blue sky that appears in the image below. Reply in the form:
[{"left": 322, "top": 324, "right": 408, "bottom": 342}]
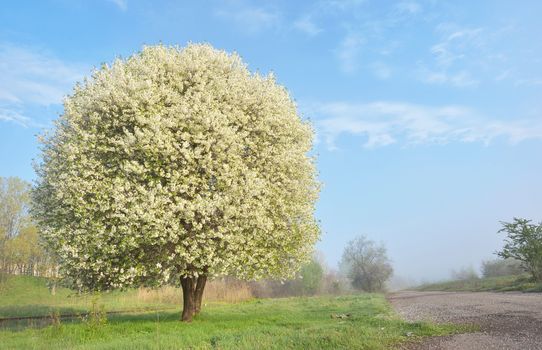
[{"left": 1, "top": 0, "right": 541, "bottom": 281}]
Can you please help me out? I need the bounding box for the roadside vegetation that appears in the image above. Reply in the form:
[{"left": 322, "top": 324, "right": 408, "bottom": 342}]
[
  {"left": 417, "top": 219, "right": 542, "bottom": 294},
  {"left": 417, "top": 274, "right": 542, "bottom": 293}
]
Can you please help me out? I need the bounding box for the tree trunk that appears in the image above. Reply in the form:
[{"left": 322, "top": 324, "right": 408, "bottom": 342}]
[
  {"left": 533, "top": 267, "right": 542, "bottom": 283},
  {"left": 194, "top": 275, "right": 207, "bottom": 315},
  {"left": 180, "top": 276, "right": 196, "bottom": 322},
  {"left": 180, "top": 274, "right": 208, "bottom": 322}
]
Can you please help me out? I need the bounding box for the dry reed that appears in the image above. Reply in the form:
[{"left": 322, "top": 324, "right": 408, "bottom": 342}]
[{"left": 136, "top": 277, "right": 253, "bottom": 305}]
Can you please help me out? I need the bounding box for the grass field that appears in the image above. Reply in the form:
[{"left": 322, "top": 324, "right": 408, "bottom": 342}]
[
  {"left": 0, "top": 276, "right": 468, "bottom": 349},
  {"left": 416, "top": 274, "right": 542, "bottom": 293}
]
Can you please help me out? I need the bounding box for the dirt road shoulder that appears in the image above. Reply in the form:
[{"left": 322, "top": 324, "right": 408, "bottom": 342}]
[{"left": 389, "top": 291, "right": 542, "bottom": 350}]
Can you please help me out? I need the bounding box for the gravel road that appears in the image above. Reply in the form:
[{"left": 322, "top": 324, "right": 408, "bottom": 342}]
[{"left": 388, "top": 291, "right": 542, "bottom": 350}]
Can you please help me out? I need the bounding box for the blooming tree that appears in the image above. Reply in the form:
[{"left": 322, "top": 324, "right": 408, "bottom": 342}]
[{"left": 33, "top": 44, "right": 320, "bottom": 321}]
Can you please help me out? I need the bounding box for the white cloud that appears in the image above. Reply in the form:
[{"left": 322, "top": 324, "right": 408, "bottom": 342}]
[
  {"left": 336, "top": 33, "right": 364, "bottom": 73},
  {"left": 108, "top": 0, "right": 127, "bottom": 11},
  {"left": 0, "top": 108, "right": 33, "bottom": 127},
  {"left": 417, "top": 25, "right": 492, "bottom": 88},
  {"left": 431, "top": 27, "right": 483, "bottom": 68},
  {"left": 294, "top": 16, "right": 322, "bottom": 36},
  {"left": 419, "top": 68, "right": 479, "bottom": 87},
  {"left": 370, "top": 62, "right": 392, "bottom": 80},
  {"left": 322, "top": 0, "right": 367, "bottom": 11},
  {"left": 0, "top": 43, "right": 87, "bottom": 127},
  {"left": 309, "top": 101, "right": 542, "bottom": 149},
  {"left": 495, "top": 69, "right": 512, "bottom": 82},
  {"left": 0, "top": 44, "right": 86, "bottom": 106},
  {"left": 395, "top": 1, "right": 422, "bottom": 15},
  {"left": 514, "top": 78, "right": 542, "bottom": 87},
  {"left": 415, "top": 26, "right": 488, "bottom": 88},
  {"left": 215, "top": 7, "right": 280, "bottom": 33}
]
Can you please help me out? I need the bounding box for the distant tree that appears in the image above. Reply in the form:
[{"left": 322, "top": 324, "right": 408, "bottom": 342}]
[
  {"left": 340, "top": 235, "right": 393, "bottom": 292},
  {"left": 481, "top": 258, "right": 524, "bottom": 278},
  {"left": 299, "top": 257, "right": 324, "bottom": 295},
  {"left": 32, "top": 44, "right": 320, "bottom": 321},
  {"left": 0, "top": 177, "right": 31, "bottom": 239},
  {"left": 0, "top": 177, "right": 32, "bottom": 275},
  {"left": 450, "top": 266, "right": 479, "bottom": 281},
  {"left": 497, "top": 218, "right": 542, "bottom": 282},
  {"left": 4, "top": 225, "right": 47, "bottom": 275}
]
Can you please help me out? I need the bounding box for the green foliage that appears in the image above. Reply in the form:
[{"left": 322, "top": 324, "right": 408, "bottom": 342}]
[
  {"left": 84, "top": 297, "right": 108, "bottom": 328},
  {"left": 0, "top": 176, "right": 49, "bottom": 277},
  {"left": 4, "top": 226, "right": 46, "bottom": 272},
  {"left": 498, "top": 218, "right": 542, "bottom": 282},
  {"left": 250, "top": 257, "right": 325, "bottom": 297},
  {"left": 0, "top": 176, "right": 31, "bottom": 240},
  {"left": 340, "top": 235, "right": 393, "bottom": 292},
  {"left": 0, "top": 292, "right": 466, "bottom": 350},
  {"left": 299, "top": 259, "right": 324, "bottom": 295}
]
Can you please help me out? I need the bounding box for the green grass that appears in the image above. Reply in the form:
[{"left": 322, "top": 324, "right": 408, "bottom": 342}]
[
  {"left": 0, "top": 275, "right": 176, "bottom": 319},
  {"left": 416, "top": 274, "right": 542, "bottom": 293},
  {"left": 0, "top": 276, "right": 469, "bottom": 349}
]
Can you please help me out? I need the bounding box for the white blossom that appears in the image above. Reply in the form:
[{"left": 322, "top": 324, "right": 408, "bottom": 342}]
[{"left": 32, "top": 44, "right": 320, "bottom": 291}]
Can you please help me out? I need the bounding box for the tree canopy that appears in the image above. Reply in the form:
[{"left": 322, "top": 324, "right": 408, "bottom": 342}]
[
  {"left": 32, "top": 44, "right": 320, "bottom": 321},
  {"left": 498, "top": 218, "right": 542, "bottom": 282},
  {"left": 340, "top": 235, "right": 393, "bottom": 292}
]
